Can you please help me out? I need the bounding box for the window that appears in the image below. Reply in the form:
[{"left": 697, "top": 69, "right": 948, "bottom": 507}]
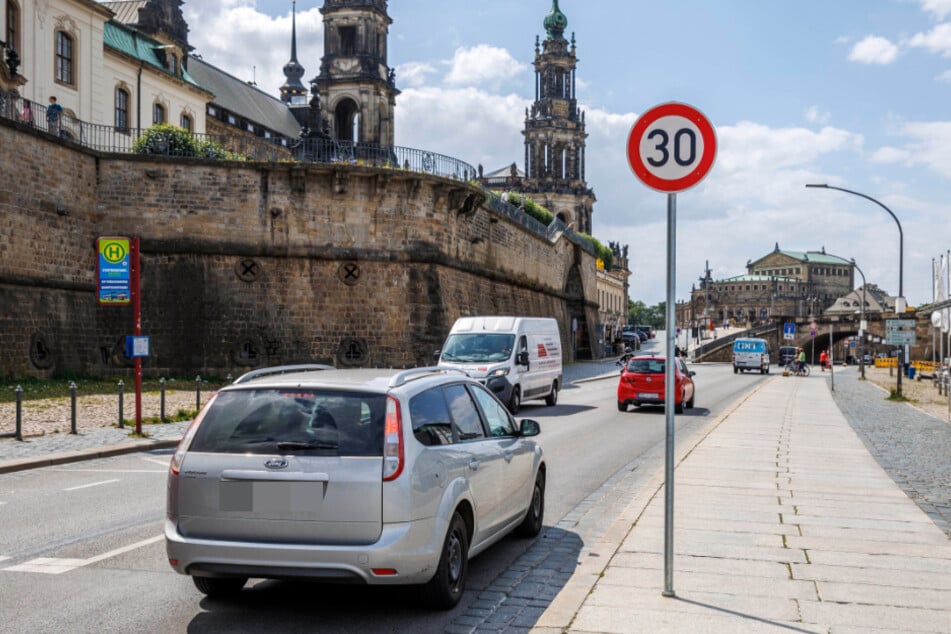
[
  {"left": 114, "top": 88, "right": 130, "bottom": 131},
  {"left": 55, "top": 31, "right": 74, "bottom": 85},
  {"left": 6, "top": 1, "right": 20, "bottom": 54},
  {"left": 339, "top": 26, "right": 356, "bottom": 55},
  {"left": 168, "top": 52, "right": 178, "bottom": 76},
  {"left": 409, "top": 389, "right": 453, "bottom": 447},
  {"left": 444, "top": 384, "right": 485, "bottom": 441},
  {"left": 180, "top": 113, "right": 192, "bottom": 132},
  {"left": 470, "top": 385, "right": 515, "bottom": 437},
  {"left": 153, "top": 102, "right": 166, "bottom": 124}
]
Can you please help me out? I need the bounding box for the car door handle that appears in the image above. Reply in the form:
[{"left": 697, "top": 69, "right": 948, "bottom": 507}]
[
  {"left": 503, "top": 452, "right": 513, "bottom": 462},
  {"left": 468, "top": 460, "right": 480, "bottom": 470}
]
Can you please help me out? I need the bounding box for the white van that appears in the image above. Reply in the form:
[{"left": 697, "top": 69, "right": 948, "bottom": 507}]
[
  {"left": 437, "top": 316, "right": 563, "bottom": 414},
  {"left": 732, "top": 338, "right": 770, "bottom": 374}
]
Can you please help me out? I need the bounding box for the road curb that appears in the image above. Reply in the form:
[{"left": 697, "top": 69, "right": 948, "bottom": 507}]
[{"left": 0, "top": 438, "right": 181, "bottom": 474}]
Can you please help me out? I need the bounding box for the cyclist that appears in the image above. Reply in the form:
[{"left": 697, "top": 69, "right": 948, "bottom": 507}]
[{"left": 797, "top": 348, "right": 807, "bottom": 376}]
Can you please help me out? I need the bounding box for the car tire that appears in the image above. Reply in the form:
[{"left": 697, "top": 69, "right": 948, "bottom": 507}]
[
  {"left": 515, "top": 471, "right": 545, "bottom": 538},
  {"left": 675, "top": 391, "right": 684, "bottom": 414},
  {"left": 544, "top": 382, "right": 558, "bottom": 407},
  {"left": 508, "top": 387, "right": 521, "bottom": 415},
  {"left": 617, "top": 400, "right": 626, "bottom": 412},
  {"left": 421, "top": 512, "right": 469, "bottom": 609},
  {"left": 733, "top": 366, "right": 738, "bottom": 374},
  {"left": 192, "top": 576, "right": 247, "bottom": 598}
]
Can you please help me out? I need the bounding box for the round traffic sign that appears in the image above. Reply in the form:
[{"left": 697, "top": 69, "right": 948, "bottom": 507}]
[{"left": 626, "top": 102, "right": 717, "bottom": 193}]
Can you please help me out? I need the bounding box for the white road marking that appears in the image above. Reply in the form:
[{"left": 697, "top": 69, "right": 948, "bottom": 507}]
[
  {"left": 0, "top": 556, "right": 10, "bottom": 562},
  {"left": 2, "top": 535, "right": 163, "bottom": 574},
  {"left": 63, "top": 479, "right": 120, "bottom": 491},
  {"left": 53, "top": 468, "right": 165, "bottom": 473},
  {"left": 140, "top": 456, "right": 171, "bottom": 467}
]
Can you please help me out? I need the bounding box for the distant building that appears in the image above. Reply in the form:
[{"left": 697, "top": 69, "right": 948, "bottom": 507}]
[
  {"left": 689, "top": 244, "right": 857, "bottom": 327},
  {"left": 597, "top": 242, "right": 631, "bottom": 350},
  {"left": 823, "top": 283, "right": 896, "bottom": 317}
]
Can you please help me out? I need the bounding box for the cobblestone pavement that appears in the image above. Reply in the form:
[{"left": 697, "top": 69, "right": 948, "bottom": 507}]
[{"left": 827, "top": 366, "right": 951, "bottom": 538}]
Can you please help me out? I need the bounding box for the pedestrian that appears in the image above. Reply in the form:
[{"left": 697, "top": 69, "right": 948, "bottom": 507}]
[
  {"left": 46, "top": 96, "right": 63, "bottom": 136},
  {"left": 819, "top": 349, "right": 828, "bottom": 372},
  {"left": 21, "top": 100, "right": 33, "bottom": 126},
  {"left": 500, "top": 191, "right": 509, "bottom": 204},
  {"left": 797, "top": 347, "right": 807, "bottom": 375}
]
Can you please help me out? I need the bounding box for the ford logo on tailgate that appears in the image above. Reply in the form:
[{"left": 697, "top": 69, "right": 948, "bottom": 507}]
[{"left": 264, "top": 457, "right": 288, "bottom": 470}]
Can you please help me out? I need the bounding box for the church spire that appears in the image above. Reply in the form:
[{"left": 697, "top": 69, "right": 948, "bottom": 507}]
[
  {"left": 544, "top": 0, "right": 568, "bottom": 40},
  {"left": 280, "top": 0, "right": 307, "bottom": 105}
]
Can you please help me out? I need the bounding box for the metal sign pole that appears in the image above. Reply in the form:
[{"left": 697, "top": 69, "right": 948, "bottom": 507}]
[{"left": 663, "top": 192, "right": 677, "bottom": 597}]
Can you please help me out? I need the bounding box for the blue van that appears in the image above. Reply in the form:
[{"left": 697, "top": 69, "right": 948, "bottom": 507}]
[{"left": 732, "top": 338, "right": 770, "bottom": 374}]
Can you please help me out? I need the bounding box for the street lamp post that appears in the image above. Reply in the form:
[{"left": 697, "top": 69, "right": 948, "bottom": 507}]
[
  {"left": 852, "top": 258, "right": 868, "bottom": 380},
  {"left": 806, "top": 183, "right": 905, "bottom": 395}
]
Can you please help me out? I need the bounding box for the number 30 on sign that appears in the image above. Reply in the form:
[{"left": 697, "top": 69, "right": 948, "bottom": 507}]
[{"left": 626, "top": 102, "right": 717, "bottom": 193}]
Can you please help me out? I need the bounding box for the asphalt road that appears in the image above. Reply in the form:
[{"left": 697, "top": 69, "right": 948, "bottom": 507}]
[{"left": 0, "top": 359, "right": 762, "bottom": 633}]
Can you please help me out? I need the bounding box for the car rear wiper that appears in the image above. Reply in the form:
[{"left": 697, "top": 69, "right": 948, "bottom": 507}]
[{"left": 276, "top": 440, "right": 338, "bottom": 450}]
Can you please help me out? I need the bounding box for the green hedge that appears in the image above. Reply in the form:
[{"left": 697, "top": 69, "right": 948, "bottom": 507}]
[{"left": 133, "top": 123, "right": 233, "bottom": 159}]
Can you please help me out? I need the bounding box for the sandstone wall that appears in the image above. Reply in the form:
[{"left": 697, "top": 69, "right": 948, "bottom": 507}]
[{"left": 0, "top": 120, "right": 598, "bottom": 378}]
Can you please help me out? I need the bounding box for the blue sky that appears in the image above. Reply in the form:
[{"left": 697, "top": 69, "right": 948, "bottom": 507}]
[{"left": 185, "top": 0, "right": 951, "bottom": 307}]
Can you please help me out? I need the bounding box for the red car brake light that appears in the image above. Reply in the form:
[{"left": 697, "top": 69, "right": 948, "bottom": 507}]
[{"left": 382, "top": 395, "right": 404, "bottom": 481}]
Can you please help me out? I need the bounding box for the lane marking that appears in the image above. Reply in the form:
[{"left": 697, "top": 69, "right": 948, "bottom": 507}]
[
  {"left": 63, "top": 479, "right": 120, "bottom": 491},
  {"left": 140, "top": 456, "right": 171, "bottom": 467},
  {"left": 2, "top": 535, "right": 163, "bottom": 574},
  {"left": 52, "top": 469, "right": 165, "bottom": 474}
]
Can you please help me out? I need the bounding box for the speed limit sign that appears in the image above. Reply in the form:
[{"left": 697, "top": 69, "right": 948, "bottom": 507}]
[{"left": 626, "top": 102, "right": 717, "bottom": 193}]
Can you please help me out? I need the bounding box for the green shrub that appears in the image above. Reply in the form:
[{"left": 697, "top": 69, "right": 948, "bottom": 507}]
[{"left": 132, "top": 123, "right": 229, "bottom": 159}]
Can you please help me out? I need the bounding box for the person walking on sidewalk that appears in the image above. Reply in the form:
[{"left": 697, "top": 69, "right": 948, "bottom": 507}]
[{"left": 819, "top": 349, "right": 828, "bottom": 372}]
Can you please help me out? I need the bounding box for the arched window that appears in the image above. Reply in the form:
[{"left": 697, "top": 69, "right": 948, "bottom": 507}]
[
  {"left": 152, "top": 102, "right": 166, "bottom": 124},
  {"left": 114, "top": 87, "right": 130, "bottom": 132},
  {"left": 180, "top": 113, "right": 193, "bottom": 132},
  {"left": 6, "top": 1, "right": 20, "bottom": 54},
  {"left": 55, "top": 31, "right": 75, "bottom": 86}
]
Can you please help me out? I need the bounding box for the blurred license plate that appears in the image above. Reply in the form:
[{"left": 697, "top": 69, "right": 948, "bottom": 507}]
[{"left": 638, "top": 393, "right": 659, "bottom": 399}]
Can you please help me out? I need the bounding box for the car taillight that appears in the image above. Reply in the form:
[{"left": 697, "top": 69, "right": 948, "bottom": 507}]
[
  {"left": 169, "top": 393, "right": 218, "bottom": 475},
  {"left": 382, "top": 395, "right": 404, "bottom": 481}
]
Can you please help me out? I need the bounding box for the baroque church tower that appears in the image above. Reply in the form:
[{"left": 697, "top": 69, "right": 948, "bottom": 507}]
[
  {"left": 316, "top": 0, "right": 399, "bottom": 145},
  {"left": 522, "top": 0, "right": 595, "bottom": 234}
]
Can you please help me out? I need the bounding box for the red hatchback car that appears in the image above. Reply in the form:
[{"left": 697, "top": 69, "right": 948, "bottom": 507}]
[{"left": 617, "top": 354, "right": 696, "bottom": 413}]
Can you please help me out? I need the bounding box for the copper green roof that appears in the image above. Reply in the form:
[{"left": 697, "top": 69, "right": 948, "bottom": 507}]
[
  {"left": 103, "top": 20, "right": 199, "bottom": 87},
  {"left": 777, "top": 250, "right": 851, "bottom": 265},
  {"left": 544, "top": 0, "right": 568, "bottom": 39}
]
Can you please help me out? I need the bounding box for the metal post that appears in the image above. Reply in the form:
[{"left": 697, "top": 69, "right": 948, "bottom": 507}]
[
  {"left": 15, "top": 385, "right": 22, "bottom": 441},
  {"left": 196, "top": 375, "right": 201, "bottom": 411},
  {"left": 69, "top": 381, "right": 77, "bottom": 434},
  {"left": 663, "top": 192, "right": 677, "bottom": 598},
  {"left": 118, "top": 380, "right": 125, "bottom": 429},
  {"left": 160, "top": 377, "right": 166, "bottom": 423}
]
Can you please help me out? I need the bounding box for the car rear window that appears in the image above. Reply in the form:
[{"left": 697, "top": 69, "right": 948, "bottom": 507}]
[
  {"left": 627, "top": 359, "right": 664, "bottom": 374},
  {"left": 188, "top": 389, "right": 386, "bottom": 456}
]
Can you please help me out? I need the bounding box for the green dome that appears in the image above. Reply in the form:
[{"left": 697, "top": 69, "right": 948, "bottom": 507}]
[{"left": 544, "top": 0, "right": 568, "bottom": 39}]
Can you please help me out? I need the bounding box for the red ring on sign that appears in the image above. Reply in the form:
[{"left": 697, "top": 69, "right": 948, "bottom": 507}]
[{"left": 627, "top": 102, "right": 717, "bottom": 193}]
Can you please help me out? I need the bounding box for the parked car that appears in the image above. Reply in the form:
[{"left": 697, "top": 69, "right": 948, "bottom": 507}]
[
  {"left": 621, "top": 330, "right": 641, "bottom": 349},
  {"left": 779, "top": 345, "right": 798, "bottom": 368},
  {"left": 166, "top": 365, "right": 546, "bottom": 609},
  {"left": 617, "top": 354, "right": 696, "bottom": 413},
  {"left": 635, "top": 325, "right": 655, "bottom": 339}
]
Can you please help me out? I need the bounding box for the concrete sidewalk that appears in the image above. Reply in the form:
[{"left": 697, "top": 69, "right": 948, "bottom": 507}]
[{"left": 534, "top": 375, "right": 951, "bottom": 633}]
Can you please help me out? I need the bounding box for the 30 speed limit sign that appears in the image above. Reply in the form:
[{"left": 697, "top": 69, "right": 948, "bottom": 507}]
[{"left": 626, "top": 102, "right": 716, "bottom": 193}]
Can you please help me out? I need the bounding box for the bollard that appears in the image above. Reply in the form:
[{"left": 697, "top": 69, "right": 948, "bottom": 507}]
[
  {"left": 195, "top": 375, "right": 201, "bottom": 411},
  {"left": 15, "top": 384, "right": 22, "bottom": 441},
  {"left": 69, "top": 381, "right": 77, "bottom": 434},
  {"left": 160, "top": 377, "right": 166, "bottom": 423},
  {"left": 118, "top": 380, "right": 125, "bottom": 429}
]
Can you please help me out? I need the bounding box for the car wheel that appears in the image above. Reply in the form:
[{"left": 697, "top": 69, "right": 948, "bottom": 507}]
[
  {"left": 617, "top": 400, "right": 626, "bottom": 412},
  {"left": 508, "top": 387, "right": 521, "bottom": 415},
  {"left": 192, "top": 576, "right": 247, "bottom": 598},
  {"left": 515, "top": 471, "right": 545, "bottom": 538},
  {"left": 421, "top": 512, "right": 469, "bottom": 609},
  {"left": 544, "top": 382, "right": 558, "bottom": 406},
  {"left": 675, "top": 390, "right": 684, "bottom": 414},
  {"left": 733, "top": 366, "right": 738, "bottom": 374}
]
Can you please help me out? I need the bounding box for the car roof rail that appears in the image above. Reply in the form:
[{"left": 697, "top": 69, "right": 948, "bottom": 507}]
[
  {"left": 232, "top": 364, "right": 336, "bottom": 385},
  {"left": 389, "top": 366, "right": 470, "bottom": 388}
]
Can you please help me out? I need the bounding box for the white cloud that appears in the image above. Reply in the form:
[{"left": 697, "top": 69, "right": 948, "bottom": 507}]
[
  {"left": 938, "top": 69, "right": 951, "bottom": 81},
  {"left": 870, "top": 146, "right": 913, "bottom": 164},
  {"left": 873, "top": 121, "right": 951, "bottom": 178},
  {"left": 920, "top": 0, "right": 951, "bottom": 20},
  {"left": 443, "top": 45, "right": 527, "bottom": 88},
  {"left": 909, "top": 22, "right": 951, "bottom": 56},
  {"left": 185, "top": 3, "right": 324, "bottom": 97},
  {"left": 805, "top": 106, "right": 830, "bottom": 125},
  {"left": 396, "top": 62, "right": 437, "bottom": 88},
  {"left": 848, "top": 35, "right": 899, "bottom": 64}
]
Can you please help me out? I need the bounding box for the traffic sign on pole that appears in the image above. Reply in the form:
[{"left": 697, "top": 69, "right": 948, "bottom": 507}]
[{"left": 627, "top": 102, "right": 717, "bottom": 193}]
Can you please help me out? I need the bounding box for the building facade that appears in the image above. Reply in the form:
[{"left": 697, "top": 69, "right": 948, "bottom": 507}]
[{"left": 689, "top": 245, "right": 856, "bottom": 327}]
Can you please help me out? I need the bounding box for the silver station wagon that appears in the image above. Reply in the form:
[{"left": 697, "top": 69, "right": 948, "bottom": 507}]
[{"left": 165, "top": 365, "right": 546, "bottom": 608}]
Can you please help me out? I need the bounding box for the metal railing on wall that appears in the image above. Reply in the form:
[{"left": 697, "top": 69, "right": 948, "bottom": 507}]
[{"left": 1, "top": 89, "right": 598, "bottom": 255}]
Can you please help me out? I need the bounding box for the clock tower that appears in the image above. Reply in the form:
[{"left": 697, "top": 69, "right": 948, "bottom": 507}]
[{"left": 316, "top": 0, "right": 399, "bottom": 146}]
